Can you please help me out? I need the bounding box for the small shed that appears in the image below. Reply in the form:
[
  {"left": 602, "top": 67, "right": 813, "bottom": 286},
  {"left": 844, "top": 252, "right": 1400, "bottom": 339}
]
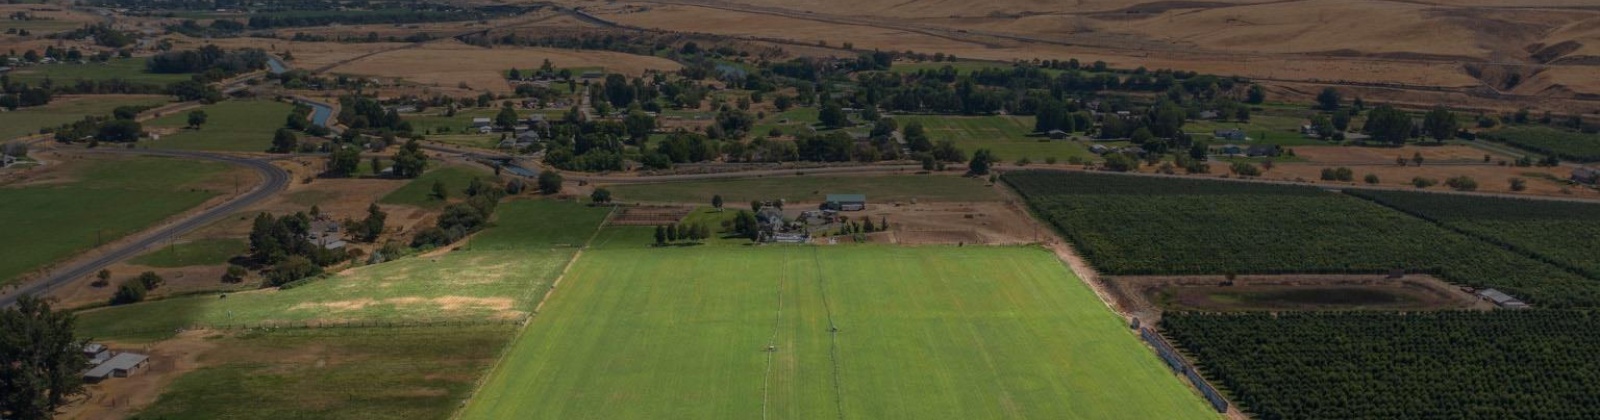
[
  {"left": 1047, "top": 129, "right": 1069, "bottom": 140},
  {"left": 1, "top": 154, "right": 16, "bottom": 168},
  {"left": 824, "top": 194, "right": 867, "bottom": 211},
  {"left": 1089, "top": 144, "right": 1110, "bottom": 155},
  {"left": 83, "top": 352, "right": 149, "bottom": 383},
  {"left": 471, "top": 117, "right": 492, "bottom": 128}
]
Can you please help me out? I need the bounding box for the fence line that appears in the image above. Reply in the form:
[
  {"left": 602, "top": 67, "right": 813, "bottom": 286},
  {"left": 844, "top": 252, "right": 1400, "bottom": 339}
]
[
  {"left": 1140, "top": 327, "right": 1230, "bottom": 413},
  {"left": 97, "top": 317, "right": 526, "bottom": 337}
]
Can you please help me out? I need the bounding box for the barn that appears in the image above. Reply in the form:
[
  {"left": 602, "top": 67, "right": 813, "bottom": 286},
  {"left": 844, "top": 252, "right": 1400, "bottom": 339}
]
[{"left": 825, "top": 194, "right": 867, "bottom": 211}]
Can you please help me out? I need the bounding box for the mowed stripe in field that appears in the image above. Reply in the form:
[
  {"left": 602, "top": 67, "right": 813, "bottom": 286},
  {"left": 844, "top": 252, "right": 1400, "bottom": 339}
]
[{"left": 462, "top": 246, "right": 1214, "bottom": 419}]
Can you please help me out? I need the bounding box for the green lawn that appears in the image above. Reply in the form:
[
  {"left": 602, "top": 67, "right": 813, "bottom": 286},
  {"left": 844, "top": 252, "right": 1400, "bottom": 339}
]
[
  {"left": 0, "top": 156, "right": 228, "bottom": 286},
  {"left": 145, "top": 100, "right": 296, "bottom": 152},
  {"left": 0, "top": 95, "right": 170, "bottom": 140},
  {"left": 462, "top": 245, "right": 1215, "bottom": 419},
  {"left": 74, "top": 200, "right": 609, "bottom": 342},
  {"left": 131, "top": 325, "right": 515, "bottom": 420},
  {"left": 378, "top": 165, "right": 494, "bottom": 208},
  {"left": 128, "top": 238, "right": 248, "bottom": 268},
  {"left": 604, "top": 174, "right": 1001, "bottom": 204},
  {"left": 1187, "top": 113, "right": 1324, "bottom": 146},
  {"left": 5, "top": 58, "right": 192, "bottom": 85},
  {"left": 893, "top": 115, "right": 1095, "bottom": 162},
  {"left": 405, "top": 108, "right": 564, "bottom": 135}
]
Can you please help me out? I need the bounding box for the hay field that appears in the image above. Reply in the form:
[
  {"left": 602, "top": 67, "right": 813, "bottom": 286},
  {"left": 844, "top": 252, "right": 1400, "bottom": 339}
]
[
  {"left": 74, "top": 200, "right": 610, "bottom": 342},
  {"left": 0, "top": 155, "right": 230, "bottom": 286},
  {"left": 145, "top": 100, "right": 296, "bottom": 152},
  {"left": 322, "top": 40, "right": 682, "bottom": 93},
  {"left": 462, "top": 245, "right": 1216, "bottom": 419}
]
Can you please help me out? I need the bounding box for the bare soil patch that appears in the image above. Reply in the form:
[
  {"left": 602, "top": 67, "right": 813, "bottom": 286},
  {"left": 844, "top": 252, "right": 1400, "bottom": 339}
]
[
  {"left": 1104, "top": 274, "right": 1491, "bottom": 323},
  {"left": 57, "top": 330, "right": 219, "bottom": 420}
]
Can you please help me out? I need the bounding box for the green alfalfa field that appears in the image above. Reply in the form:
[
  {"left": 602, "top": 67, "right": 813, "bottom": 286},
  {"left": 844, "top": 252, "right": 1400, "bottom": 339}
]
[{"left": 461, "top": 244, "right": 1216, "bottom": 419}]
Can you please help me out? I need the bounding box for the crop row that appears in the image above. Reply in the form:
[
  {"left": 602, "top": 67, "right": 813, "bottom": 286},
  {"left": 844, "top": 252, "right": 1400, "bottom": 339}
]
[
  {"left": 1161, "top": 311, "right": 1600, "bottom": 420},
  {"left": 1004, "top": 170, "right": 1600, "bottom": 307},
  {"left": 1479, "top": 126, "right": 1600, "bottom": 163},
  {"left": 1350, "top": 189, "right": 1600, "bottom": 279}
]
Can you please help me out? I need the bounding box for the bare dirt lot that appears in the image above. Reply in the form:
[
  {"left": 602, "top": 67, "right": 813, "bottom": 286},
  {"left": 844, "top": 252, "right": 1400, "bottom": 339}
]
[
  {"left": 57, "top": 330, "right": 219, "bottom": 420},
  {"left": 822, "top": 200, "right": 1042, "bottom": 245},
  {"left": 1104, "top": 274, "right": 1492, "bottom": 322}
]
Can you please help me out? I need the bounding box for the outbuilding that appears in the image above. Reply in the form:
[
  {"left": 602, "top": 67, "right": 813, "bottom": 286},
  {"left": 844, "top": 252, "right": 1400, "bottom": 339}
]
[
  {"left": 83, "top": 352, "right": 149, "bottom": 383},
  {"left": 824, "top": 194, "right": 867, "bottom": 211},
  {"left": 1477, "top": 288, "right": 1529, "bottom": 309}
]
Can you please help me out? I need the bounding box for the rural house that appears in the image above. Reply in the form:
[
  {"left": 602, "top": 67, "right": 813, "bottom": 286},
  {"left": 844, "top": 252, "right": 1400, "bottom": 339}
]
[
  {"left": 472, "top": 117, "right": 493, "bottom": 133},
  {"left": 1213, "top": 129, "right": 1248, "bottom": 141},
  {"left": 1219, "top": 144, "right": 1243, "bottom": 156},
  {"left": 823, "top": 194, "right": 867, "bottom": 211},
  {"left": 1047, "top": 129, "right": 1069, "bottom": 140}
]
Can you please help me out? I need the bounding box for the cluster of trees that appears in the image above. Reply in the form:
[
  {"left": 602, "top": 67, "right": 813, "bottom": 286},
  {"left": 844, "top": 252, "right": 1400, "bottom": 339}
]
[
  {"left": 342, "top": 203, "right": 387, "bottom": 242},
  {"left": 146, "top": 46, "right": 269, "bottom": 82},
  {"left": 52, "top": 24, "right": 134, "bottom": 48},
  {"left": 412, "top": 177, "right": 505, "bottom": 247},
  {"left": 249, "top": 211, "right": 345, "bottom": 286},
  {"left": 653, "top": 222, "right": 712, "bottom": 245},
  {"left": 1319, "top": 167, "right": 1354, "bottom": 182},
  {"left": 0, "top": 76, "right": 53, "bottom": 110},
  {"left": 110, "top": 271, "right": 165, "bottom": 305},
  {"left": 49, "top": 106, "right": 147, "bottom": 144},
  {"left": 337, "top": 95, "right": 410, "bottom": 133},
  {"left": 0, "top": 296, "right": 89, "bottom": 420},
  {"left": 391, "top": 139, "right": 428, "bottom": 177}
]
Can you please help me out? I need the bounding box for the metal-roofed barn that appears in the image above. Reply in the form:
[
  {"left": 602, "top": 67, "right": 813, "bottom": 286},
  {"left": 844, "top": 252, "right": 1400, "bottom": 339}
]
[
  {"left": 83, "top": 352, "right": 149, "bottom": 383},
  {"left": 824, "top": 194, "right": 867, "bottom": 211},
  {"left": 1476, "top": 288, "right": 1529, "bottom": 309}
]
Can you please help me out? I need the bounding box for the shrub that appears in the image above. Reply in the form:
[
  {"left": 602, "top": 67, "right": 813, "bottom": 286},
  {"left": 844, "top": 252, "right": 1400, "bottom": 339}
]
[
  {"left": 110, "top": 280, "right": 146, "bottom": 305},
  {"left": 1412, "top": 177, "right": 1438, "bottom": 189},
  {"left": 1445, "top": 176, "right": 1478, "bottom": 191},
  {"left": 1364, "top": 174, "right": 1380, "bottom": 184},
  {"left": 1509, "top": 178, "right": 1527, "bottom": 192},
  {"left": 1230, "top": 162, "right": 1261, "bottom": 177}
]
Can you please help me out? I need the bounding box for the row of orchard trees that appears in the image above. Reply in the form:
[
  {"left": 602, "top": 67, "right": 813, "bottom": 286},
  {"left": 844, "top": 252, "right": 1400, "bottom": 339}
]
[{"left": 1161, "top": 311, "right": 1600, "bottom": 420}]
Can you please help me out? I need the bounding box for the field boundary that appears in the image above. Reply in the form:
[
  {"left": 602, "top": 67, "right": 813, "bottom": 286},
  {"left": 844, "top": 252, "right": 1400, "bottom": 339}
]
[
  {"left": 807, "top": 247, "right": 848, "bottom": 420},
  {"left": 453, "top": 205, "right": 616, "bottom": 419}
]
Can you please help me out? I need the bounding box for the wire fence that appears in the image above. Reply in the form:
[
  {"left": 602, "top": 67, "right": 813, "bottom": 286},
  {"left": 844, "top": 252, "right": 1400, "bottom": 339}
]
[{"left": 95, "top": 317, "right": 528, "bottom": 338}]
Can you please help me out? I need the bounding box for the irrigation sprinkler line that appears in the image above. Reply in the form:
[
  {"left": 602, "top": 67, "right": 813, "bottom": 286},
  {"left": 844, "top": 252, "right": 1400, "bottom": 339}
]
[
  {"left": 809, "top": 247, "right": 847, "bottom": 420},
  {"left": 760, "top": 248, "right": 789, "bottom": 420}
]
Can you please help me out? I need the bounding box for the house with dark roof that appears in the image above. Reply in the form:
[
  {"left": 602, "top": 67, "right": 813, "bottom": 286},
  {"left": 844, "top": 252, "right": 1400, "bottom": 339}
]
[
  {"left": 1213, "top": 129, "right": 1247, "bottom": 141},
  {"left": 1246, "top": 144, "right": 1281, "bottom": 157}
]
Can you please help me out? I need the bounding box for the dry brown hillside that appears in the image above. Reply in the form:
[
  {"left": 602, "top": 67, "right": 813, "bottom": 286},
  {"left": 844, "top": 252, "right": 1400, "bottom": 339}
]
[{"left": 556, "top": 0, "right": 1600, "bottom": 113}]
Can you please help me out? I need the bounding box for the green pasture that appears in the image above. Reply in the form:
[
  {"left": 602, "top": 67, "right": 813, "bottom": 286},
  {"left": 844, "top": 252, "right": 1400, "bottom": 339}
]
[
  {"left": 0, "top": 155, "right": 228, "bottom": 286},
  {"left": 893, "top": 114, "right": 1095, "bottom": 162},
  {"left": 146, "top": 100, "right": 296, "bottom": 152},
  {"left": 0, "top": 95, "right": 169, "bottom": 140},
  {"left": 604, "top": 174, "right": 1001, "bottom": 204},
  {"left": 74, "top": 200, "right": 609, "bottom": 341},
  {"left": 132, "top": 325, "right": 515, "bottom": 420},
  {"left": 462, "top": 245, "right": 1215, "bottom": 419},
  {"left": 378, "top": 165, "right": 494, "bottom": 208},
  {"left": 129, "top": 238, "right": 248, "bottom": 268},
  {"left": 5, "top": 58, "right": 191, "bottom": 85}
]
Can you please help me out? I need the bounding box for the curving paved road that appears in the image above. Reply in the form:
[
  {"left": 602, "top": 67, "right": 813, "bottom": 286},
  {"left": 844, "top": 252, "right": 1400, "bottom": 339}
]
[{"left": 0, "top": 148, "right": 290, "bottom": 307}]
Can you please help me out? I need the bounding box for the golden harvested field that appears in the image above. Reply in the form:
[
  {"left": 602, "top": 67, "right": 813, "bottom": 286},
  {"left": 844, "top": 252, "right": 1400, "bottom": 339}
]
[{"left": 321, "top": 40, "right": 682, "bottom": 93}]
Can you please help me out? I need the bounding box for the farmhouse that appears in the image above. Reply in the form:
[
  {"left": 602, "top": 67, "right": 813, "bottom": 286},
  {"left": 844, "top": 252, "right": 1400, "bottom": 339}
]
[
  {"left": 823, "top": 194, "right": 867, "bottom": 211},
  {"left": 472, "top": 117, "right": 493, "bottom": 133},
  {"left": 1573, "top": 167, "right": 1599, "bottom": 184},
  {"left": 1219, "top": 144, "right": 1243, "bottom": 156},
  {"left": 83, "top": 352, "right": 149, "bottom": 383},
  {"left": 1476, "top": 288, "right": 1529, "bottom": 309},
  {"left": 1047, "top": 129, "right": 1069, "bottom": 140},
  {"left": 1214, "top": 129, "right": 1247, "bottom": 141}
]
